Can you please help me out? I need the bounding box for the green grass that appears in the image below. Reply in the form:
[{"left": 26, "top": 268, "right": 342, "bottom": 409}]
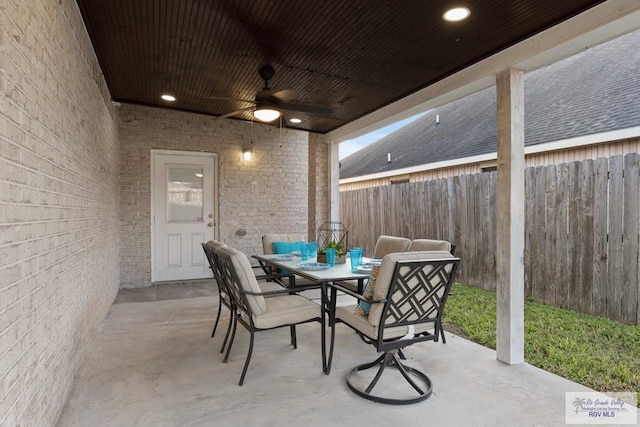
[{"left": 442, "top": 283, "right": 640, "bottom": 406}]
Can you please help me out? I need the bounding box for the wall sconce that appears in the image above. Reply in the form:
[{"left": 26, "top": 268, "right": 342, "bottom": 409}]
[{"left": 242, "top": 148, "right": 252, "bottom": 161}]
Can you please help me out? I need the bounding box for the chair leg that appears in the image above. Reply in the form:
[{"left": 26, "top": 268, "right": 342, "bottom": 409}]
[
  {"left": 238, "top": 329, "right": 255, "bottom": 386},
  {"left": 439, "top": 325, "right": 447, "bottom": 343},
  {"left": 393, "top": 354, "right": 429, "bottom": 395},
  {"left": 220, "top": 309, "right": 234, "bottom": 354},
  {"left": 223, "top": 312, "right": 238, "bottom": 363},
  {"left": 211, "top": 300, "right": 222, "bottom": 338},
  {"left": 290, "top": 325, "right": 297, "bottom": 349}
]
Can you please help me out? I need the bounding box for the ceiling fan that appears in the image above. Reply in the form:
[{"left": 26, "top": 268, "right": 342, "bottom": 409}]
[{"left": 208, "top": 65, "right": 333, "bottom": 123}]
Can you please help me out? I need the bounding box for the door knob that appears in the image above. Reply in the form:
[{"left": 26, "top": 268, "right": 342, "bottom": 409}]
[{"left": 208, "top": 222, "right": 214, "bottom": 227}]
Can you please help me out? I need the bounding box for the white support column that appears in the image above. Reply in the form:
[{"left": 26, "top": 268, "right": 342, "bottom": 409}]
[
  {"left": 329, "top": 140, "right": 341, "bottom": 222},
  {"left": 495, "top": 68, "right": 525, "bottom": 364}
]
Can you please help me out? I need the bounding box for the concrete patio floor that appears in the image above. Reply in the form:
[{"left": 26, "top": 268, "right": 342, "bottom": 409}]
[{"left": 56, "top": 281, "right": 617, "bottom": 426}]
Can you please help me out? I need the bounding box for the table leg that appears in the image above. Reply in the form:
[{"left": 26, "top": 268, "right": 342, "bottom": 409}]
[
  {"left": 325, "top": 285, "right": 338, "bottom": 375},
  {"left": 320, "top": 282, "right": 328, "bottom": 374}
]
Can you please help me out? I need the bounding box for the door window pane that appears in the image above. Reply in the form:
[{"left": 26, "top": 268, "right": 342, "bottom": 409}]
[{"left": 167, "top": 166, "right": 204, "bottom": 222}]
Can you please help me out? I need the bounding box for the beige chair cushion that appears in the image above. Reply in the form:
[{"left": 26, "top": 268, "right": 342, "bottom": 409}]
[
  {"left": 253, "top": 295, "right": 320, "bottom": 329},
  {"left": 337, "top": 305, "right": 436, "bottom": 340},
  {"left": 408, "top": 239, "right": 451, "bottom": 252},
  {"left": 216, "top": 246, "right": 267, "bottom": 315},
  {"left": 258, "top": 281, "right": 285, "bottom": 293},
  {"left": 373, "top": 235, "right": 411, "bottom": 258},
  {"left": 262, "top": 233, "right": 306, "bottom": 255},
  {"left": 205, "top": 239, "right": 227, "bottom": 249}
]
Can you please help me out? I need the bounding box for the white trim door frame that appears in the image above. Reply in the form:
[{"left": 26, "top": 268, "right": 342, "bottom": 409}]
[{"left": 151, "top": 150, "right": 219, "bottom": 282}]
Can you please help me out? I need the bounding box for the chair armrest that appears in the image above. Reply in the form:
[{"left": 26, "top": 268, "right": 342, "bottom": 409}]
[
  {"left": 254, "top": 271, "right": 293, "bottom": 281},
  {"left": 329, "top": 283, "right": 387, "bottom": 304},
  {"left": 241, "top": 287, "right": 312, "bottom": 297}
]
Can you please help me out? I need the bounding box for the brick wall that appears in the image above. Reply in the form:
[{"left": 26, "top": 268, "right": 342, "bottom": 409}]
[
  {"left": 0, "top": 0, "right": 119, "bottom": 425},
  {"left": 119, "top": 104, "right": 329, "bottom": 287}
]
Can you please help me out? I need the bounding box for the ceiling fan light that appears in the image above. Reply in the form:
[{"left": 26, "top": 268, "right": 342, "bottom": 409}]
[{"left": 253, "top": 108, "right": 280, "bottom": 122}]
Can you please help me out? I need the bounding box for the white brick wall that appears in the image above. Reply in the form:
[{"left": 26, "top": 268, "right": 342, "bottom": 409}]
[
  {"left": 119, "top": 104, "right": 329, "bottom": 287},
  {"left": 0, "top": 0, "right": 119, "bottom": 425}
]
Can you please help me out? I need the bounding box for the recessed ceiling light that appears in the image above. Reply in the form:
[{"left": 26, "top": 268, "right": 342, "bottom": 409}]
[
  {"left": 289, "top": 118, "right": 302, "bottom": 124},
  {"left": 161, "top": 94, "right": 176, "bottom": 101},
  {"left": 443, "top": 7, "right": 470, "bottom": 22}
]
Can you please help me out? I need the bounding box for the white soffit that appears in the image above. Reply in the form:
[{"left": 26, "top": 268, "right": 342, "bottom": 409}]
[{"left": 328, "top": 1, "right": 640, "bottom": 145}]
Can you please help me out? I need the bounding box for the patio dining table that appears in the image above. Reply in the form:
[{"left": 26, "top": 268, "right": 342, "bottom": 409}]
[{"left": 252, "top": 253, "right": 372, "bottom": 374}]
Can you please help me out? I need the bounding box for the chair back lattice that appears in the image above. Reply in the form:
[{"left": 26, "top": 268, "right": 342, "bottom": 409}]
[{"left": 373, "top": 257, "right": 459, "bottom": 351}]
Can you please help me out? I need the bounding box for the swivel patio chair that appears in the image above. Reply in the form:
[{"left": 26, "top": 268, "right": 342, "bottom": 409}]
[
  {"left": 333, "top": 251, "right": 459, "bottom": 404},
  {"left": 214, "top": 245, "right": 321, "bottom": 386}
]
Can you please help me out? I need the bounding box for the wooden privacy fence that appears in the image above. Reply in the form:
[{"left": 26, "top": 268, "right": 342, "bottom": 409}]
[{"left": 340, "top": 153, "right": 640, "bottom": 325}]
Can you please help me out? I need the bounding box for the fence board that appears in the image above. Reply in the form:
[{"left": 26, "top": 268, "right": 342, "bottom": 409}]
[
  {"left": 446, "top": 177, "right": 456, "bottom": 243},
  {"left": 555, "top": 163, "right": 569, "bottom": 309},
  {"left": 534, "top": 167, "right": 546, "bottom": 301},
  {"left": 453, "top": 176, "right": 465, "bottom": 281},
  {"left": 622, "top": 153, "right": 639, "bottom": 324},
  {"left": 524, "top": 167, "right": 536, "bottom": 298},
  {"left": 567, "top": 161, "right": 581, "bottom": 312},
  {"left": 592, "top": 158, "right": 608, "bottom": 317},
  {"left": 543, "top": 165, "right": 557, "bottom": 306},
  {"left": 467, "top": 175, "right": 480, "bottom": 287},
  {"left": 608, "top": 156, "right": 623, "bottom": 322},
  {"left": 579, "top": 160, "right": 595, "bottom": 314}
]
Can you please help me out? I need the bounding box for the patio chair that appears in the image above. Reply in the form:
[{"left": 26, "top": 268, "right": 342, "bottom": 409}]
[
  {"left": 214, "top": 245, "right": 321, "bottom": 386},
  {"left": 408, "top": 239, "right": 455, "bottom": 255},
  {"left": 202, "top": 240, "right": 284, "bottom": 353},
  {"left": 372, "top": 235, "right": 411, "bottom": 258},
  {"left": 333, "top": 251, "right": 459, "bottom": 404},
  {"left": 261, "top": 233, "right": 319, "bottom": 288}
]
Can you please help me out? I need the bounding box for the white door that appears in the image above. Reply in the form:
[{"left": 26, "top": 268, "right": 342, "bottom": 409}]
[{"left": 152, "top": 151, "right": 217, "bottom": 282}]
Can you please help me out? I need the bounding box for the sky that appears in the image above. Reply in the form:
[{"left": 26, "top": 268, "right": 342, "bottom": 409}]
[{"left": 338, "top": 111, "right": 428, "bottom": 160}]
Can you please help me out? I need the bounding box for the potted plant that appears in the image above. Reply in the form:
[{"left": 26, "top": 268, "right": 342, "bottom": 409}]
[
  {"left": 316, "top": 221, "right": 348, "bottom": 264},
  {"left": 317, "top": 240, "right": 347, "bottom": 264}
]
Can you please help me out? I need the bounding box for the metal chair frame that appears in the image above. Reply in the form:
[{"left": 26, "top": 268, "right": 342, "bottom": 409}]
[
  {"left": 334, "top": 257, "right": 459, "bottom": 404},
  {"left": 216, "top": 248, "right": 321, "bottom": 386}
]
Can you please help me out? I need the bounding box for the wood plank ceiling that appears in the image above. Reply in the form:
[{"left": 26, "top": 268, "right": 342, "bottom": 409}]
[{"left": 76, "top": 0, "right": 607, "bottom": 134}]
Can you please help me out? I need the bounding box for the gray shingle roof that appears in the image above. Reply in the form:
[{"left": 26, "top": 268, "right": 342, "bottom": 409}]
[{"left": 339, "top": 30, "right": 640, "bottom": 179}]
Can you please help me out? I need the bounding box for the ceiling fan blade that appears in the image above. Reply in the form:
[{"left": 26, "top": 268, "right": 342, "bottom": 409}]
[
  {"left": 267, "top": 89, "right": 297, "bottom": 103},
  {"left": 217, "top": 106, "right": 254, "bottom": 119},
  {"left": 204, "top": 95, "right": 255, "bottom": 103},
  {"left": 256, "top": 89, "right": 272, "bottom": 101},
  {"left": 277, "top": 102, "right": 333, "bottom": 115}
]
